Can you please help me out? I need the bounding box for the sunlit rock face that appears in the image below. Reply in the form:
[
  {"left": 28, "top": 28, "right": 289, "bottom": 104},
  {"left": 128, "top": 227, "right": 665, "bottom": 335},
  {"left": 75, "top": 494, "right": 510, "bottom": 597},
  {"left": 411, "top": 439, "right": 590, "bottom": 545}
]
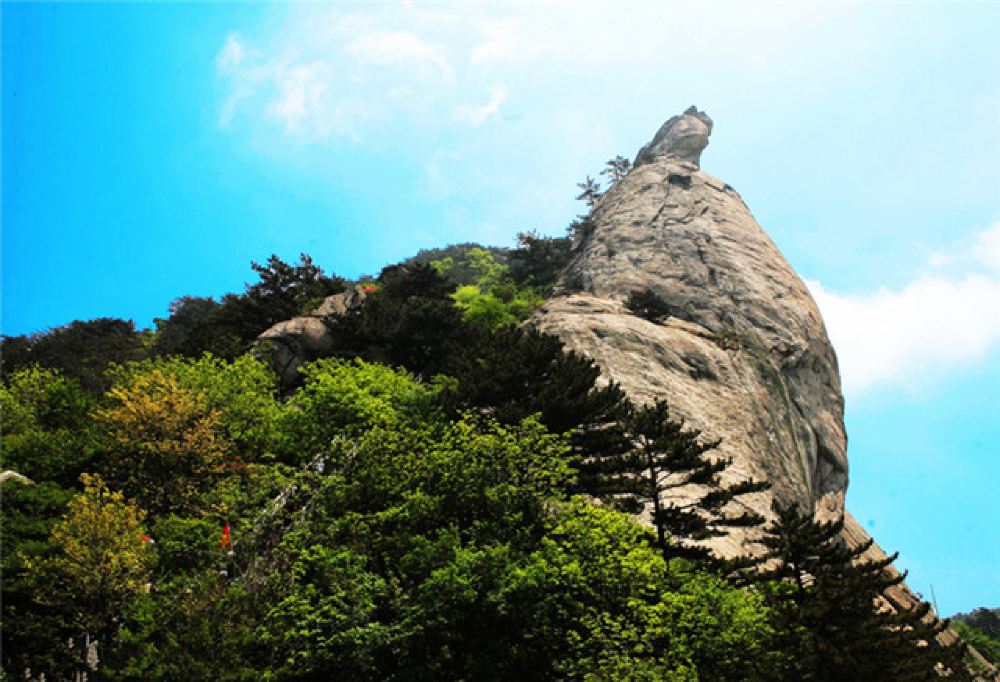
[
  {"left": 634, "top": 106, "right": 714, "bottom": 168},
  {"left": 535, "top": 108, "right": 849, "bottom": 556}
]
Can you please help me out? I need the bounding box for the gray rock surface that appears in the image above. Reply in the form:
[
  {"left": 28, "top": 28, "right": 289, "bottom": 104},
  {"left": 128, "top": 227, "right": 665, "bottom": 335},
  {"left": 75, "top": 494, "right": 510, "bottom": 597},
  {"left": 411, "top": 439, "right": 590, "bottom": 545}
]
[
  {"left": 256, "top": 286, "right": 368, "bottom": 386},
  {"left": 0, "top": 470, "right": 34, "bottom": 486},
  {"left": 538, "top": 128, "right": 848, "bottom": 551},
  {"left": 536, "top": 110, "right": 996, "bottom": 676},
  {"left": 634, "top": 106, "right": 714, "bottom": 168}
]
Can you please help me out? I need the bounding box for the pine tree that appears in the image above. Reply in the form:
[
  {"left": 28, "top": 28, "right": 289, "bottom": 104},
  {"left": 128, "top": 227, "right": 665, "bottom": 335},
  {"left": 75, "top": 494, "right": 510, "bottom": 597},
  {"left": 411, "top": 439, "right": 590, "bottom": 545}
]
[
  {"left": 575, "top": 176, "right": 603, "bottom": 208},
  {"left": 625, "top": 288, "right": 674, "bottom": 323},
  {"left": 328, "top": 263, "right": 465, "bottom": 379},
  {"left": 600, "top": 155, "right": 631, "bottom": 187},
  {"left": 447, "top": 325, "right": 627, "bottom": 450},
  {"left": 755, "top": 502, "right": 971, "bottom": 681},
  {"left": 580, "top": 398, "right": 768, "bottom": 562}
]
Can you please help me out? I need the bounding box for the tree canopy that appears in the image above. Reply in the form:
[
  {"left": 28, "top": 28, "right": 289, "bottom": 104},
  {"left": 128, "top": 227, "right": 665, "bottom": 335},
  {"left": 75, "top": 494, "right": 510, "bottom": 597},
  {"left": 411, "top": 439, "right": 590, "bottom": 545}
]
[{"left": 2, "top": 247, "right": 980, "bottom": 682}]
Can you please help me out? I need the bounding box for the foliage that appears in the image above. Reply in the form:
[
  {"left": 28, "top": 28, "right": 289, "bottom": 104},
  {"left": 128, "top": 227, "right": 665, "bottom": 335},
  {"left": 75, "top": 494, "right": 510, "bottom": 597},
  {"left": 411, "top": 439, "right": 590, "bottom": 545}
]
[
  {"left": 753, "top": 502, "right": 971, "bottom": 681},
  {"left": 446, "top": 325, "right": 627, "bottom": 446},
  {"left": 99, "top": 407, "right": 774, "bottom": 682},
  {"left": 513, "top": 499, "right": 776, "bottom": 681},
  {"left": 952, "top": 607, "right": 1000, "bottom": 668},
  {"left": 104, "top": 572, "right": 262, "bottom": 682},
  {"left": 148, "top": 515, "right": 223, "bottom": 577},
  {"left": 106, "top": 354, "right": 284, "bottom": 459},
  {"left": 404, "top": 242, "right": 510, "bottom": 285},
  {"left": 0, "top": 365, "right": 95, "bottom": 483},
  {"left": 575, "top": 175, "right": 603, "bottom": 207},
  {"left": 580, "top": 398, "right": 768, "bottom": 562},
  {"left": 281, "top": 357, "right": 445, "bottom": 459},
  {"left": 151, "top": 254, "right": 344, "bottom": 360},
  {"left": 567, "top": 216, "right": 597, "bottom": 244},
  {"left": 328, "top": 263, "right": 466, "bottom": 378},
  {"left": 151, "top": 296, "right": 244, "bottom": 359},
  {"left": 0, "top": 481, "right": 75, "bottom": 675},
  {"left": 600, "top": 155, "right": 632, "bottom": 187},
  {"left": 21, "top": 475, "right": 153, "bottom": 677},
  {"left": 450, "top": 283, "right": 537, "bottom": 330},
  {"left": 221, "top": 253, "right": 345, "bottom": 338},
  {"left": 95, "top": 368, "right": 240, "bottom": 515},
  {"left": 433, "top": 246, "right": 544, "bottom": 330},
  {"left": 7, "top": 242, "right": 960, "bottom": 682},
  {"left": 626, "top": 288, "right": 675, "bottom": 323},
  {"left": 1, "top": 318, "right": 147, "bottom": 394},
  {"left": 507, "top": 230, "right": 573, "bottom": 292}
]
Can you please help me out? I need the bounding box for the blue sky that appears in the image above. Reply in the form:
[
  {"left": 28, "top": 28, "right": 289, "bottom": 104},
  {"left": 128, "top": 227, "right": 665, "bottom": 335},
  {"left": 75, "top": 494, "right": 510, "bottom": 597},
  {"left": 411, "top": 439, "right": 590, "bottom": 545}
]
[{"left": 3, "top": 2, "right": 998, "bottom": 614}]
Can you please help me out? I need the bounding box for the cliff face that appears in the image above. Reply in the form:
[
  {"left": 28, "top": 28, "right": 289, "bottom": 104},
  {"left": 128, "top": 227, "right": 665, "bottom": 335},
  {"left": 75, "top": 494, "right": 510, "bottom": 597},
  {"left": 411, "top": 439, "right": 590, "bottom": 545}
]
[
  {"left": 535, "top": 115, "right": 1000, "bottom": 678},
  {"left": 536, "top": 107, "right": 850, "bottom": 555}
]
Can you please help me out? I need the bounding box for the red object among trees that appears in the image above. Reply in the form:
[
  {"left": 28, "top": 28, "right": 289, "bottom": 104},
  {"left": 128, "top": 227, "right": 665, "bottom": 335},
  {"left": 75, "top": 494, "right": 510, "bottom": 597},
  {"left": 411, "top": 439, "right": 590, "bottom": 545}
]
[{"left": 219, "top": 524, "right": 232, "bottom": 549}]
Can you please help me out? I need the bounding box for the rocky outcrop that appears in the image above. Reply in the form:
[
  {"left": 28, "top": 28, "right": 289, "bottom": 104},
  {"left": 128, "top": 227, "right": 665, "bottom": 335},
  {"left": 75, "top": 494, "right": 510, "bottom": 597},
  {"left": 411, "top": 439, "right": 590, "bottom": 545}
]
[
  {"left": 634, "top": 106, "right": 713, "bottom": 168},
  {"left": 0, "top": 470, "right": 34, "bottom": 486},
  {"left": 536, "top": 108, "right": 995, "bottom": 676},
  {"left": 256, "top": 286, "right": 368, "bottom": 386},
  {"left": 537, "top": 118, "right": 847, "bottom": 553}
]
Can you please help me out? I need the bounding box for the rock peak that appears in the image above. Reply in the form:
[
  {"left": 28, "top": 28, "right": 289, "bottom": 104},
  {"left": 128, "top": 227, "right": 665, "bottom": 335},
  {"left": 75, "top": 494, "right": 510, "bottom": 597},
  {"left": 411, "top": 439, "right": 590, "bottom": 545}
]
[{"left": 634, "top": 106, "right": 714, "bottom": 169}]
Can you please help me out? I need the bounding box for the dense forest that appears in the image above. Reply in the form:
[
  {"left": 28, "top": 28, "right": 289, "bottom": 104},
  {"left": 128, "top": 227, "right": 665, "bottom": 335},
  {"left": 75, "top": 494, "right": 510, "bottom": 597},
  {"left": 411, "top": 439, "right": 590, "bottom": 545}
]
[{"left": 0, "top": 236, "right": 990, "bottom": 680}]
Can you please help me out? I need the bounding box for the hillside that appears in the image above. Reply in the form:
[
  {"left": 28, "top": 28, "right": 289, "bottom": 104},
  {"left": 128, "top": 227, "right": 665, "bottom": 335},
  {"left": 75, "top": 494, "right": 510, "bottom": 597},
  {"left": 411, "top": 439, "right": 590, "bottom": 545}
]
[{"left": 2, "top": 111, "right": 993, "bottom": 681}]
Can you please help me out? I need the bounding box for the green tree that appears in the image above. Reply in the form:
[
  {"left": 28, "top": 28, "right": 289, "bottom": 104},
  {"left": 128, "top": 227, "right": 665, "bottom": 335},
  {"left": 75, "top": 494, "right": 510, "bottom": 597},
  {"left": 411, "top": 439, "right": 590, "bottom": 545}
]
[
  {"left": 447, "top": 325, "right": 627, "bottom": 448},
  {"left": 23, "top": 474, "right": 154, "bottom": 678},
  {"left": 952, "top": 608, "right": 1000, "bottom": 671},
  {"left": 755, "top": 502, "right": 970, "bottom": 681},
  {"left": 1, "top": 480, "right": 75, "bottom": 677},
  {"left": 600, "top": 155, "right": 632, "bottom": 187},
  {"left": 151, "top": 296, "right": 244, "bottom": 359},
  {"left": 95, "top": 369, "right": 239, "bottom": 515},
  {"left": 328, "top": 263, "right": 466, "bottom": 379},
  {"left": 580, "top": 398, "right": 768, "bottom": 562},
  {"left": 0, "top": 365, "right": 95, "bottom": 483},
  {"left": 575, "top": 175, "right": 602, "bottom": 207},
  {"left": 148, "top": 254, "right": 344, "bottom": 360},
  {"left": 106, "top": 354, "right": 285, "bottom": 460},
  {"left": 433, "top": 246, "right": 544, "bottom": 330},
  {"left": 626, "top": 288, "right": 675, "bottom": 323},
  {"left": 499, "top": 499, "right": 776, "bottom": 681},
  {"left": 281, "top": 357, "right": 445, "bottom": 460},
  {"left": 220, "top": 253, "right": 345, "bottom": 339},
  {"left": 1, "top": 318, "right": 147, "bottom": 394},
  {"left": 405, "top": 243, "right": 510, "bottom": 286},
  {"left": 507, "top": 230, "right": 572, "bottom": 293}
]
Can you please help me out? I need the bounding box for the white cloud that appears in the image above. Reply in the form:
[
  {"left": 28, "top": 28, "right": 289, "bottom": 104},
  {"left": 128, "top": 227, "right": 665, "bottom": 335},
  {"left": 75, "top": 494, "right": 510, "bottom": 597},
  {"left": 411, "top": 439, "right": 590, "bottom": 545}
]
[
  {"left": 265, "top": 60, "right": 330, "bottom": 134},
  {"left": 345, "top": 30, "right": 453, "bottom": 83},
  {"left": 217, "top": 32, "right": 247, "bottom": 71},
  {"left": 470, "top": 18, "right": 531, "bottom": 66},
  {"left": 973, "top": 222, "right": 1000, "bottom": 271},
  {"left": 454, "top": 85, "right": 508, "bottom": 127},
  {"left": 807, "top": 223, "right": 1000, "bottom": 395},
  {"left": 214, "top": 3, "right": 861, "bottom": 142}
]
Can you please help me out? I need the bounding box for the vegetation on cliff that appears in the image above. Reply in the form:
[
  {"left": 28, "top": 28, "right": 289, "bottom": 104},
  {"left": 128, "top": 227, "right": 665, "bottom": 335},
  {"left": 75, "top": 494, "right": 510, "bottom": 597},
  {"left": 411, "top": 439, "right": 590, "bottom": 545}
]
[{"left": 0, "top": 248, "right": 974, "bottom": 680}]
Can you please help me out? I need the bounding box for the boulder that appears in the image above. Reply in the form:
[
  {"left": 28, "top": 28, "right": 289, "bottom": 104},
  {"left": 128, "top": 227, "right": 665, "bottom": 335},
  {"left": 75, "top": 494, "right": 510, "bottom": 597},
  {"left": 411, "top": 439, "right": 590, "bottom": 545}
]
[{"left": 255, "top": 286, "right": 368, "bottom": 386}]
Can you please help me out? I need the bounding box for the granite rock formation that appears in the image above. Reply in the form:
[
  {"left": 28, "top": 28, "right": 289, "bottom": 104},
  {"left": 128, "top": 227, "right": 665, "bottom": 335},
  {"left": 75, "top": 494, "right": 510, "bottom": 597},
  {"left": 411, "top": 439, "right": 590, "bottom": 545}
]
[
  {"left": 634, "top": 105, "right": 714, "bottom": 168},
  {"left": 536, "top": 109, "right": 847, "bottom": 554},
  {"left": 256, "top": 286, "right": 368, "bottom": 386},
  {"left": 535, "top": 108, "right": 996, "bottom": 676}
]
